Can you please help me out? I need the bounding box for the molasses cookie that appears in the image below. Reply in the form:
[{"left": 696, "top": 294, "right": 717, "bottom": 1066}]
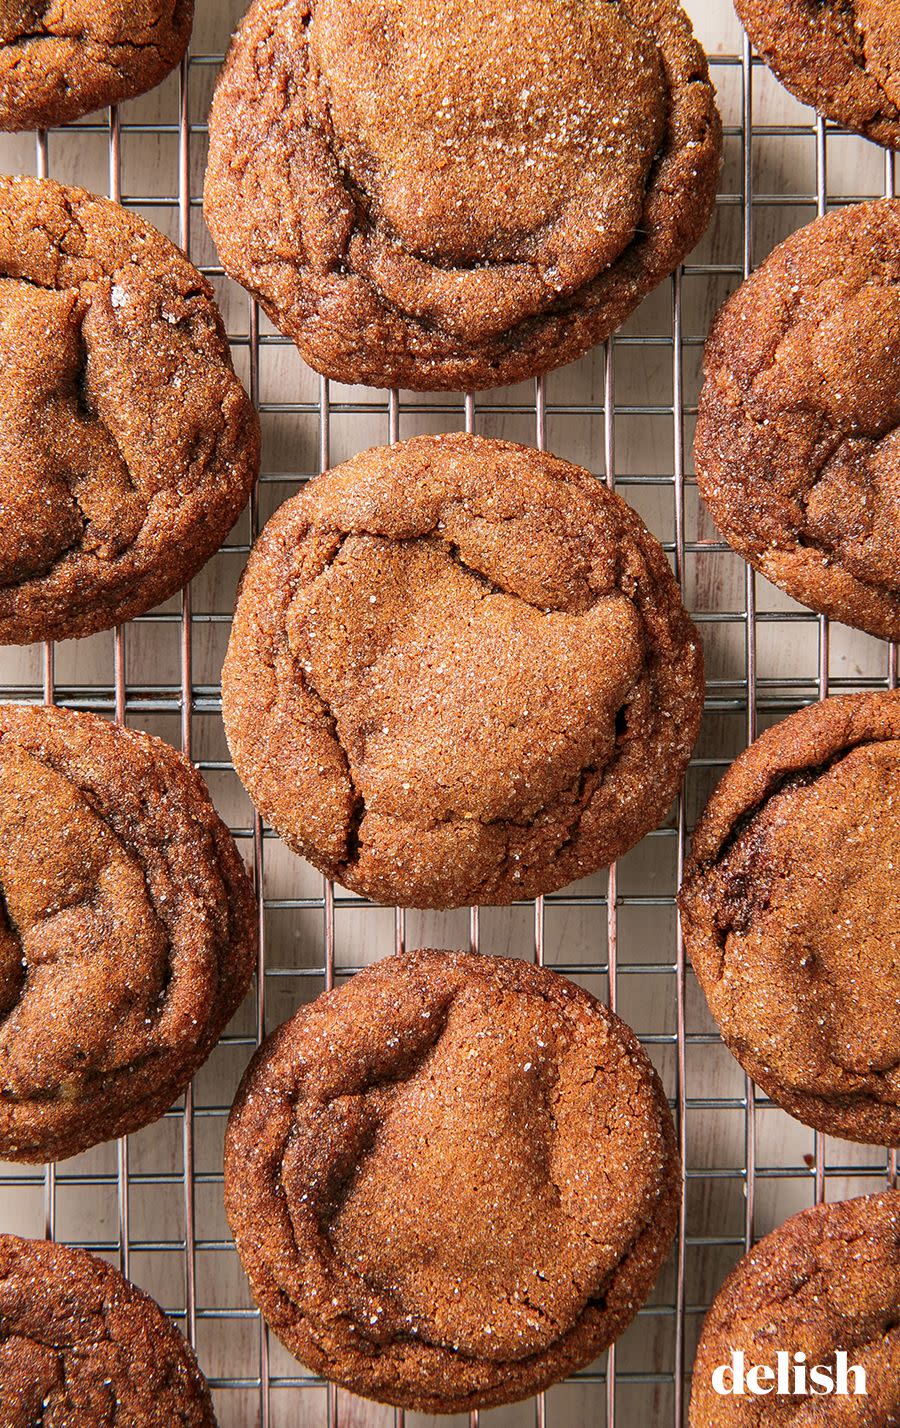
[
  {"left": 735, "top": 0, "right": 900, "bottom": 150},
  {"left": 225, "top": 949, "right": 680, "bottom": 1413},
  {"left": 0, "top": 175, "right": 259, "bottom": 645},
  {"left": 204, "top": 0, "right": 721, "bottom": 392},
  {"left": 680, "top": 690, "right": 900, "bottom": 1146},
  {"left": 0, "top": 702, "right": 257, "bottom": 1163},
  {"left": 695, "top": 200, "right": 900, "bottom": 641},
  {"left": 0, "top": 1234, "right": 217, "bottom": 1426},
  {"left": 0, "top": 2, "right": 194, "bottom": 131},
  {"left": 222, "top": 433, "right": 704, "bottom": 909},
  {"left": 689, "top": 1190, "right": 900, "bottom": 1426}
]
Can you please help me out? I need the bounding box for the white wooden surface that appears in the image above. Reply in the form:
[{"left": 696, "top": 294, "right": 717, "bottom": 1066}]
[{"left": 0, "top": 2, "right": 896, "bottom": 1424}]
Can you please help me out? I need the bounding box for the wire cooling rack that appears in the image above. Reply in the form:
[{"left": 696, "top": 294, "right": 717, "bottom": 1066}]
[{"left": 1, "top": 3, "right": 899, "bottom": 1425}]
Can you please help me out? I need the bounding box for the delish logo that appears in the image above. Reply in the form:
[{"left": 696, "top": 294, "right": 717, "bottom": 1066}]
[{"left": 711, "top": 1350, "right": 866, "bottom": 1398}]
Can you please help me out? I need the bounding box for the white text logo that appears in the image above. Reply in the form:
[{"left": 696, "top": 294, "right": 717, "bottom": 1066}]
[{"left": 711, "top": 1350, "right": 866, "bottom": 1398}]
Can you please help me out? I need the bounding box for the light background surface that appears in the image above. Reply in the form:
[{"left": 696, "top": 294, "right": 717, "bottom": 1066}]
[{"left": 0, "top": 1, "right": 897, "bottom": 1424}]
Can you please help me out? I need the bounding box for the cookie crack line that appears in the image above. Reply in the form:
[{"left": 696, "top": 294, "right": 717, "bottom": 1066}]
[
  {"left": 709, "top": 359, "right": 900, "bottom": 575},
  {"left": 693, "top": 737, "right": 890, "bottom": 888},
  {"left": 294, "top": 611, "right": 641, "bottom": 879}
]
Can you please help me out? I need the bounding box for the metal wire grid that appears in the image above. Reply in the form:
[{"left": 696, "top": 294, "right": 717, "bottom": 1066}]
[{"left": 1, "top": 8, "right": 899, "bottom": 1425}]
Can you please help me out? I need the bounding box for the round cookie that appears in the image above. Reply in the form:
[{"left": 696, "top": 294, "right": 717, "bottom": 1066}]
[
  {"left": 735, "top": 0, "right": 900, "bottom": 150},
  {"left": 679, "top": 690, "right": 900, "bottom": 1146},
  {"left": 0, "top": 702, "right": 257, "bottom": 1163},
  {"left": 0, "top": 1234, "right": 216, "bottom": 1426},
  {"left": 204, "top": 0, "right": 721, "bottom": 392},
  {"left": 689, "top": 1190, "right": 900, "bottom": 1426},
  {"left": 0, "top": 2, "right": 194, "bottom": 131},
  {"left": 695, "top": 200, "right": 900, "bottom": 641},
  {"left": 222, "top": 433, "right": 704, "bottom": 909},
  {"left": 225, "top": 949, "right": 680, "bottom": 1413},
  {"left": 0, "top": 175, "right": 259, "bottom": 645}
]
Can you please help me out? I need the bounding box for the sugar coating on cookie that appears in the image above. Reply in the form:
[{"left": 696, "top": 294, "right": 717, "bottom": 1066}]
[
  {"left": 0, "top": 175, "right": 259, "bottom": 645},
  {"left": 204, "top": 0, "right": 721, "bottom": 390},
  {"left": 222, "top": 433, "right": 704, "bottom": 909},
  {"left": 0, "top": 703, "right": 257, "bottom": 1163},
  {"left": 225, "top": 950, "right": 680, "bottom": 1412},
  {"left": 0, "top": 1234, "right": 217, "bottom": 1425},
  {"left": 0, "top": 1, "right": 194, "bottom": 130},
  {"left": 695, "top": 199, "right": 900, "bottom": 641},
  {"left": 735, "top": 0, "right": 900, "bottom": 150},
  {"left": 689, "top": 1190, "right": 900, "bottom": 1426},
  {"left": 680, "top": 690, "right": 900, "bottom": 1146}
]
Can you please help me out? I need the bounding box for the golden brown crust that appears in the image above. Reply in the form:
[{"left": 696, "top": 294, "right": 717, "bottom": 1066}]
[
  {"left": 689, "top": 1191, "right": 900, "bottom": 1426},
  {"left": 204, "top": 0, "right": 721, "bottom": 391},
  {"left": 0, "top": 703, "right": 257, "bottom": 1163},
  {"left": 222, "top": 433, "right": 704, "bottom": 909},
  {"left": 0, "top": 175, "right": 259, "bottom": 645},
  {"left": 680, "top": 691, "right": 900, "bottom": 1146},
  {"left": 0, "top": 1234, "right": 217, "bottom": 1426},
  {"left": 735, "top": 0, "right": 900, "bottom": 150},
  {"left": 225, "top": 949, "right": 680, "bottom": 1413},
  {"left": 0, "top": 1, "right": 194, "bottom": 130},
  {"left": 695, "top": 200, "right": 900, "bottom": 641}
]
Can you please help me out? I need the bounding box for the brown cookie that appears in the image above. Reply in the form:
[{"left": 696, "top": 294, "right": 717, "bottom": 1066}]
[
  {"left": 679, "top": 690, "right": 900, "bottom": 1146},
  {"left": 0, "top": 175, "right": 259, "bottom": 645},
  {"left": 225, "top": 949, "right": 680, "bottom": 1413},
  {"left": 0, "top": 703, "right": 257, "bottom": 1163},
  {"left": 0, "top": 2, "right": 194, "bottom": 131},
  {"left": 689, "top": 1190, "right": 900, "bottom": 1426},
  {"left": 695, "top": 200, "right": 900, "bottom": 641},
  {"left": 203, "top": 0, "right": 721, "bottom": 392},
  {"left": 222, "top": 433, "right": 704, "bottom": 909},
  {"left": 0, "top": 1233, "right": 216, "bottom": 1426},
  {"left": 735, "top": 0, "right": 900, "bottom": 150}
]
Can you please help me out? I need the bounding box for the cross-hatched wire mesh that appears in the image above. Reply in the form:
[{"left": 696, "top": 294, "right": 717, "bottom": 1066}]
[{"left": 0, "top": 3, "right": 897, "bottom": 1425}]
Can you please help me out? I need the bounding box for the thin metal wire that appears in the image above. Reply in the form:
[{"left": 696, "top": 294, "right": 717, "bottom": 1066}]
[
  {"left": 740, "top": 33, "right": 758, "bottom": 1268},
  {"left": 106, "top": 97, "right": 133, "bottom": 1283},
  {"left": 34, "top": 120, "right": 58, "bottom": 1249},
  {"left": 672, "top": 264, "right": 688, "bottom": 1428},
  {"left": 602, "top": 332, "right": 619, "bottom": 1428}
]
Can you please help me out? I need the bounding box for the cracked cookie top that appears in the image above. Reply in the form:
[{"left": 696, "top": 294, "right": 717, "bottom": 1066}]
[
  {"left": 680, "top": 690, "right": 900, "bottom": 1146},
  {"left": 203, "top": 0, "right": 721, "bottom": 391},
  {"left": 0, "top": 703, "right": 257, "bottom": 1163},
  {"left": 735, "top": 0, "right": 900, "bottom": 150},
  {"left": 225, "top": 949, "right": 680, "bottom": 1413},
  {"left": 0, "top": 1, "right": 194, "bottom": 130},
  {"left": 0, "top": 175, "right": 259, "bottom": 644},
  {"left": 695, "top": 200, "right": 900, "bottom": 641},
  {"left": 222, "top": 433, "right": 704, "bottom": 909},
  {"left": 0, "top": 1234, "right": 216, "bottom": 1426},
  {"left": 690, "top": 1190, "right": 900, "bottom": 1426}
]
